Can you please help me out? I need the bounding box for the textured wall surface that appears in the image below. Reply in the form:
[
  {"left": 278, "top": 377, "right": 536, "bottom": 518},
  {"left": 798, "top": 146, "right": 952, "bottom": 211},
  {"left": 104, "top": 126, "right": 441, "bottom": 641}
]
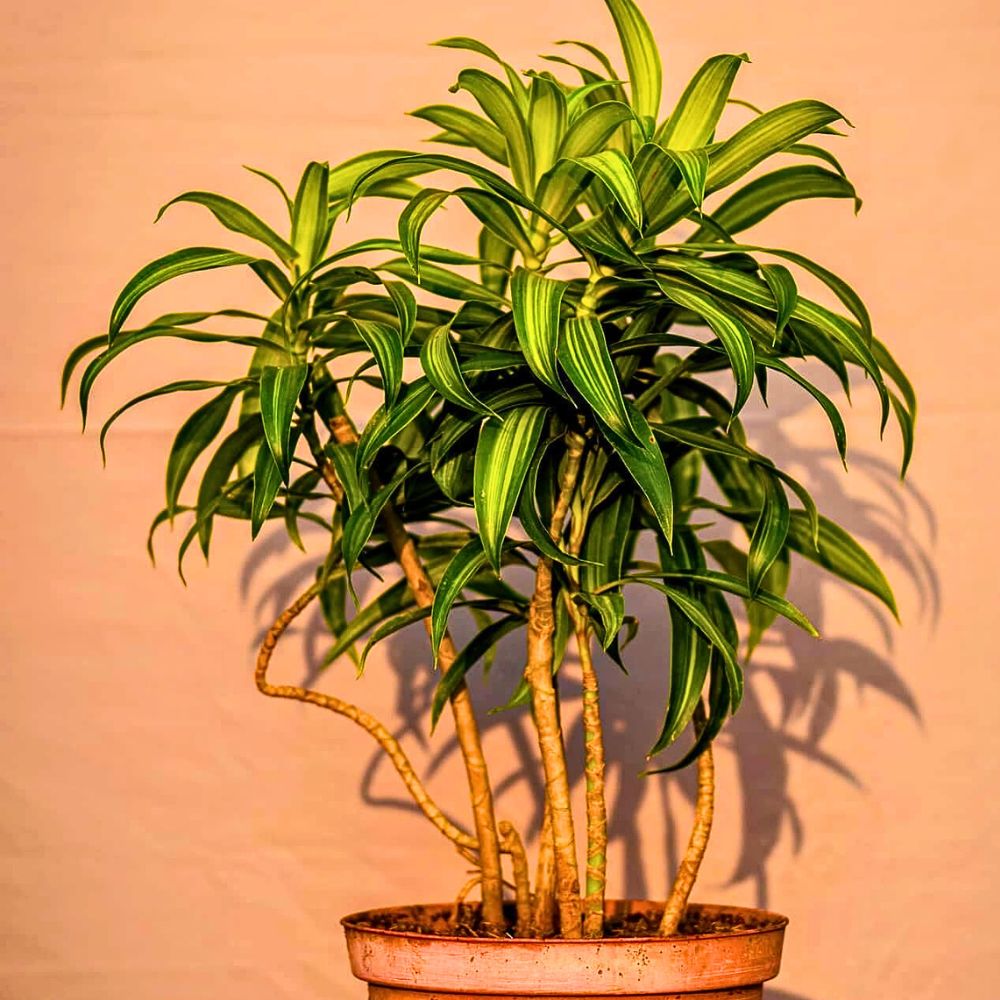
[{"left": 3, "top": 2, "right": 998, "bottom": 998}]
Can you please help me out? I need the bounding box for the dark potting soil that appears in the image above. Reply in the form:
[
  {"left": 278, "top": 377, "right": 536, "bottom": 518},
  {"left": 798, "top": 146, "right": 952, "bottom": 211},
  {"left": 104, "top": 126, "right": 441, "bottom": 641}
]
[{"left": 352, "top": 903, "right": 781, "bottom": 940}]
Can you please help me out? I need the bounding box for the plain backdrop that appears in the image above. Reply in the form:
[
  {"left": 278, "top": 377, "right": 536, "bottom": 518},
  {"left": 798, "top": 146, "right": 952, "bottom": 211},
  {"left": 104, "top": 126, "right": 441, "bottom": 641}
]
[{"left": 3, "top": 1, "right": 999, "bottom": 998}]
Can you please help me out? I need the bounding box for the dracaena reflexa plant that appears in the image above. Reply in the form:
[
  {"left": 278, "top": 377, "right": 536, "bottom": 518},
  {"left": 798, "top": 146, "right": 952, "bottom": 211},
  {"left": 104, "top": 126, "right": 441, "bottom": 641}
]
[{"left": 64, "top": 0, "right": 914, "bottom": 941}]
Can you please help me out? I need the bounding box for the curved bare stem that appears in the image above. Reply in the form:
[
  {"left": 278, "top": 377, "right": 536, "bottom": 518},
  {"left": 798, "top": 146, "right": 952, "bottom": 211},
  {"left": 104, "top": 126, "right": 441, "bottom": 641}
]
[
  {"left": 255, "top": 582, "right": 478, "bottom": 854},
  {"left": 659, "top": 700, "right": 715, "bottom": 936}
]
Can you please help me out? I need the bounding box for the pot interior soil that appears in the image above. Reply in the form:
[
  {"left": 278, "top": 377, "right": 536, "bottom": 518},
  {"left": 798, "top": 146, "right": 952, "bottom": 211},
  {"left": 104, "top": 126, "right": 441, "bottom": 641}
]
[{"left": 350, "top": 901, "right": 785, "bottom": 939}]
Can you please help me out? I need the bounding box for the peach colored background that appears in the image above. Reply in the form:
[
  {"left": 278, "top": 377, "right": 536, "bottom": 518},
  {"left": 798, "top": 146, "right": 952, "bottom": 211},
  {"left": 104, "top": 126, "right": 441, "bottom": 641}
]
[{"left": 3, "top": 1, "right": 999, "bottom": 998}]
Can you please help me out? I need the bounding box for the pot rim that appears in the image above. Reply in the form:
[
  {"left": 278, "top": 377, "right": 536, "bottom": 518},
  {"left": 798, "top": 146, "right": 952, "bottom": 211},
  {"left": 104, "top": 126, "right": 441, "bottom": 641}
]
[{"left": 341, "top": 899, "right": 789, "bottom": 945}]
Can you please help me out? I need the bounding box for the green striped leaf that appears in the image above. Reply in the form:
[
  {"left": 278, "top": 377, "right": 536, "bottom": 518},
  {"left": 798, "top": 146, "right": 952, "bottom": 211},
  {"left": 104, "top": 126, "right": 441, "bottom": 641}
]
[
  {"left": 559, "top": 100, "right": 635, "bottom": 159},
  {"left": 319, "top": 576, "right": 418, "bottom": 669},
  {"left": 61, "top": 335, "right": 106, "bottom": 406},
  {"left": 535, "top": 102, "right": 636, "bottom": 222},
  {"left": 786, "top": 141, "right": 848, "bottom": 177},
  {"left": 434, "top": 36, "right": 527, "bottom": 104},
  {"left": 193, "top": 417, "right": 262, "bottom": 556},
  {"left": 648, "top": 568, "right": 817, "bottom": 637},
  {"left": 755, "top": 355, "right": 847, "bottom": 463},
  {"left": 871, "top": 338, "right": 916, "bottom": 476},
  {"left": 704, "top": 541, "right": 793, "bottom": 656},
  {"left": 650, "top": 604, "right": 711, "bottom": 754},
  {"left": 889, "top": 391, "right": 915, "bottom": 478},
  {"left": 707, "top": 100, "right": 848, "bottom": 193},
  {"left": 695, "top": 165, "right": 859, "bottom": 236},
  {"left": 769, "top": 466, "right": 820, "bottom": 548},
  {"left": 656, "top": 276, "right": 755, "bottom": 413},
  {"left": 380, "top": 258, "right": 508, "bottom": 307},
  {"left": 510, "top": 268, "right": 567, "bottom": 394},
  {"left": 78, "top": 326, "right": 280, "bottom": 428},
  {"left": 610, "top": 404, "right": 673, "bottom": 545},
  {"left": 664, "top": 586, "right": 743, "bottom": 710},
  {"left": 384, "top": 280, "right": 417, "bottom": 344},
  {"left": 760, "top": 264, "right": 798, "bottom": 339},
  {"left": 327, "top": 149, "right": 429, "bottom": 202},
  {"left": 748, "top": 468, "right": 790, "bottom": 596},
  {"left": 356, "top": 378, "right": 438, "bottom": 471},
  {"left": 155, "top": 191, "right": 297, "bottom": 264},
  {"left": 646, "top": 646, "right": 731, "bottom": 773},
  {"left": 579, "top": 491, "right": 634, "bottom": 651},
  {"left": 473, "top": 405, "right": 548, "bottom": 570},
  {"left": 342, "top": 464, "right": 413, "bottom": 576},
  {"left": 328, "top": 442, "right": 366, "bottom": 511},
  {"left": 243, "top": 165, "right": 293, "bottom": 216},
  {"left": 98, "top": 379, "right": 242, "bottom": 463},
  {"left": 357, "top": 606, "right": 433, "bottom": 673},
  {"left": 410, "top": 104, "right": 509, "bottom": 164},
  {"left": 451, "top": 69, "right": 534, "bottom": 192},
  {"left": 787, "top": 511, "right": 898, "bottom": 618},
  {"left": 657, "top": 256, "right": 886, "bottom": 417},
  {"left": 580, "top": 488, "right": 633, "bottom": 577},
  {"left": 602, "top": 0, "right": 662, "bottom": 126},
  {"left": 528, "top": 74, "right": 568, "bottom": 181},
  {"left": 559, "top": 315, "right": 638, "bottom": 441},
  {"left": 634, "top": 142, "right": 681, "bottom": 231},
  {"left": 648, "top": 100, "right": 847, "bottom": 232},
  {"left": 398, "top": 188, "right": 451, "bottom": 279},
  {"left": 290, "top": 162, "right": 330, "bottom": 270},
  {"left": 165, "top": 385, "right": 243, "bottom": 516},
  {"left": 678, "top": 241, "right": 872, "bottom": 343},
  {"left": 656, "top": 53, "right": 749, "bottom": 149},
  {"left": 652, "top": 420, "right": 751, "bottom": 461},
  {"left": 454, "top": 188, "right": 535, "bottom": 258},
  {"left": 431, "top": 615, "right": 524, "bottom": 728},
  {"left": 108, "top": 248, "right": 258, "bottom": 340},
  {"left": 351, "top": 319, "right": 403, "bottom": 409},
  {"left": 556, "top": 38, "right": 620, "bottom": 79},
  {"left": 479, "top": 227, "right": 515, "bottom": 296},
  {"left": 872, "top": 338, "right": 915, "bottom": 415},
  {"left": 518, "top": 443, "right": 589, "bottom": 566},
  {"left": 421, "top": 324, "right": 494, "bottom": 415},
  {"left": 251, "top": 438, "right": 283, "bottom": 537},
  {"left": 259, "top": 363, "right": 308, "bottom": 482},
  {"left": 663, "top": 147, "right": 709, "bottom": 208},
  {"left": 569, "top": 150, "right": 643, "bottom": 228},
  {"left": 431, "top": 538, "right": 488, "bottom": 659}
]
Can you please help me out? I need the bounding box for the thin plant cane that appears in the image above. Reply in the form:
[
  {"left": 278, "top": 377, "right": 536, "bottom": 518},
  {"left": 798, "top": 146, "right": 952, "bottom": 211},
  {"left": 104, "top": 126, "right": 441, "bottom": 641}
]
[
  {"left": 566, "top": 488, "right": 610, "bottom": 939},
  {"left": 660, "top": 700, "right": 716, "bottom": 936},
  {"left": 531, "top": 803, "right": 557, "bottom": 936},
  {"left": 524, "top": 435, "right": 587, "bottom": 936},
  {"left": 255, "top": 583, "right": 479, "bottom": 859}
]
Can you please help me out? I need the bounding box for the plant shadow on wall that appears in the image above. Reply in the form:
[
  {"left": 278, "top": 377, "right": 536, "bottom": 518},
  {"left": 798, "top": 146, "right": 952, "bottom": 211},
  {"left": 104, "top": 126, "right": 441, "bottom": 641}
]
[{"left": 244, "top": 377, "right": 936, "bottom": 915}]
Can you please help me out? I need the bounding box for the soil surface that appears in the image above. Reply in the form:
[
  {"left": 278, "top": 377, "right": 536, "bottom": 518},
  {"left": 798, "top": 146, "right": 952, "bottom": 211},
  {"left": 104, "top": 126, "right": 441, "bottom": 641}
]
[{"left": 352, "top": 903, "right": 782, "bottom": 940}]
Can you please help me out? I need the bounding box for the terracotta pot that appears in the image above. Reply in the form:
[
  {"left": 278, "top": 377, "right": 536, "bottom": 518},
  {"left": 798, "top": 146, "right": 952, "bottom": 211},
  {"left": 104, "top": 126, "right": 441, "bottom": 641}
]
[{"left": 342, "top": 899, "right": 788, "bottom": 998}]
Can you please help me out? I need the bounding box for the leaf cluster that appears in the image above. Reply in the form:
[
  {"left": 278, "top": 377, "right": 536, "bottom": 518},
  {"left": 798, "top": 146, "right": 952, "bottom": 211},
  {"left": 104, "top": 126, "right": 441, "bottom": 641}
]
[{"left": 63, "top": 0, "right": 914, "bottom": 765}]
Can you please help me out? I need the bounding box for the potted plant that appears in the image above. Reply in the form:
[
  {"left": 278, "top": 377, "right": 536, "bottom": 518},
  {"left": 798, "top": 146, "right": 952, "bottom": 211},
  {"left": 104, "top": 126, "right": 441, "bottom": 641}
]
[{"left": 63, "top": 0, "right": 914, "bottom": 996}]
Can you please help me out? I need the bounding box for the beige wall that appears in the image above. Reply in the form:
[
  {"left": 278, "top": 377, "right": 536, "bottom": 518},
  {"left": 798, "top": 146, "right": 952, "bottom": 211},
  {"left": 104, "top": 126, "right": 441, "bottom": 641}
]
[{"left": 3, "top": 1, "right": 998, "bottom": 997}]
